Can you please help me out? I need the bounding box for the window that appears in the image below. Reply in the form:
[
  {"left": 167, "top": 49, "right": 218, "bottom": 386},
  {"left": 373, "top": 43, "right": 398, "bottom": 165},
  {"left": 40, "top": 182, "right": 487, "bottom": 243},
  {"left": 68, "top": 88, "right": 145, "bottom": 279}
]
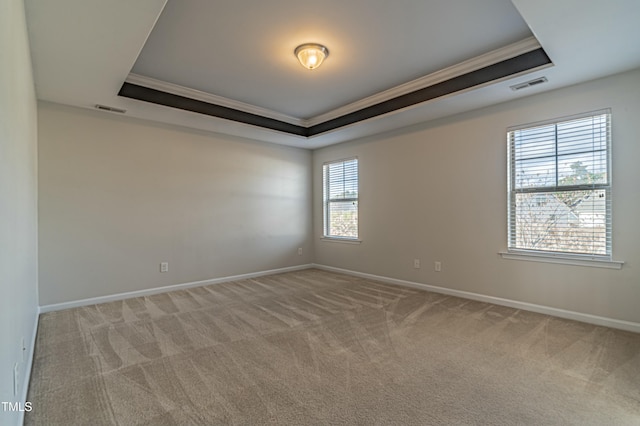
[
  {"left": 507, "top": 110, "right": 611, "bottom": 258},
  {"left": 323, "top": 158, "right": 358, "bottom": 239}
]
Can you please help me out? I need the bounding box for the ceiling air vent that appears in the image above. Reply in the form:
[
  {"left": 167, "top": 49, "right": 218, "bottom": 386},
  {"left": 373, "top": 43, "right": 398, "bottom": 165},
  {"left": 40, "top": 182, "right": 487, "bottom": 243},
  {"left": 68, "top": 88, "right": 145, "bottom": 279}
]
[
  {"left": 510, "top": 77, "right": 548, "bottom": 91},
  {"left": 95, "top": 104, "right": 126, "bottom": 114}
]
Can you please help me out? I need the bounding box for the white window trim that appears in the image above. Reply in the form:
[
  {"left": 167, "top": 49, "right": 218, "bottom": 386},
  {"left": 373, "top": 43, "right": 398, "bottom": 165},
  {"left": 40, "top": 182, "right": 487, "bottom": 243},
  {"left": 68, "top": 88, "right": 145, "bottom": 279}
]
[
  {"left": 322, "top": 157, "right": 359, "bottom": 241},
  {"left": 320, "top": 236, "right": 362, "bottom": 244},
  {"left": 506, "top": 109, "right": 620, "bottom": 264},
  {"left": 499, "top": 250, "right": 623, "bottom": 269}
]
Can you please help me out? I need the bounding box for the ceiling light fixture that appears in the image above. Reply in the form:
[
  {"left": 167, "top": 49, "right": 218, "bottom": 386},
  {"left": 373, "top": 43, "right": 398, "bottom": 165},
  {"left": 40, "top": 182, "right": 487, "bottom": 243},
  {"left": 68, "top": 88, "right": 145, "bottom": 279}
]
[{"left": 294, "top": 43, "right": 329, "bottom": 70}]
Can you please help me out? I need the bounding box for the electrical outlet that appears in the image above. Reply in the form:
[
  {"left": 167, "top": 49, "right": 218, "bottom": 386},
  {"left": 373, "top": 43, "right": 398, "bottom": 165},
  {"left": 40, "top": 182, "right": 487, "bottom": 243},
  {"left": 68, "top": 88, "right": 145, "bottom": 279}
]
[
  {"left": 298, "top": 247, "right": 303, "bottom": 255},
  {"left": 160, "top": 262, "right": 169, "bottom": 273},
  {"left": 413, "top": 259, "right": 421, "bottom": 269},
  {"left": 434, "top": 261, "right": 442, "bottom": 272}
]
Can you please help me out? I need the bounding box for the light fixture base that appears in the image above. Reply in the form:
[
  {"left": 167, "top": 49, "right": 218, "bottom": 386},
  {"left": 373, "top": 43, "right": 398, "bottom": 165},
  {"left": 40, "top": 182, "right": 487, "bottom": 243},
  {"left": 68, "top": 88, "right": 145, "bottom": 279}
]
[{"left": 294, "top": 43, "right": 329, "bottom": 70}]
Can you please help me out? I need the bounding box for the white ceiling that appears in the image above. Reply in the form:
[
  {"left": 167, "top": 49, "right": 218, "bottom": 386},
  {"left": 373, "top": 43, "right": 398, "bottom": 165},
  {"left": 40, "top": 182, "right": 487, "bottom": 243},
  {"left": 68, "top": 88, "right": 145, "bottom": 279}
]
[
  {"left": 131, "top": 0, "right": 532, "bottom": 119},
  {"left": 24, "top": 0, "right": 640, "bottom": 149}
]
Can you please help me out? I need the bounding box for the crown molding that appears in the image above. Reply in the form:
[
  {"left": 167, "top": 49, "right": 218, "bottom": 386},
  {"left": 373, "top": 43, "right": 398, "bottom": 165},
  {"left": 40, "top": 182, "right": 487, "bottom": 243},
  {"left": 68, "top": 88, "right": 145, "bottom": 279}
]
[
  {"left": 125, "top": 37, "right": 542, "bottom": 130},
  {"left": 305, "top": 61, "right": 552, "bottom": 139},
  {"left": 125, "top": 73, "right": 305, "bottom": 126},
  {"left": 121, "top": 47, "right": 551, "bottom": 139},
  {"left": 305, "top": 37, "right": 542, "bottom": 127}
]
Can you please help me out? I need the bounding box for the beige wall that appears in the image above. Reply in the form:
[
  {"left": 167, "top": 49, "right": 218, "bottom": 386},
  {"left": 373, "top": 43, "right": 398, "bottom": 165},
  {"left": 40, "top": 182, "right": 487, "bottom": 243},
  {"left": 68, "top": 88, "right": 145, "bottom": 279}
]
[
  {"left": 38, "top": 103, "right": 312, "bottom": 305},
  {"left": 314, "top": 69, "right": 640, "bottom": 324},
  {"left": 35, "top": 67, "right": 640, "bottom": 325},
  {"left": 0, "top": 0, "right": 39, "bottom": 423}
]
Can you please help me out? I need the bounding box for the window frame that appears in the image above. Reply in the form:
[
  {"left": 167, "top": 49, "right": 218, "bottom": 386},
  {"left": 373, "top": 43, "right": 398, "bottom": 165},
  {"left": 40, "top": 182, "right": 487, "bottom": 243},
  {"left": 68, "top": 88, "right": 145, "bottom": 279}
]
[
  {"left": 503, "top": 109, "right": 622, "bottom": 268},
  {"left": 322, "top": 157, "right": 360, "bottom": 242}
]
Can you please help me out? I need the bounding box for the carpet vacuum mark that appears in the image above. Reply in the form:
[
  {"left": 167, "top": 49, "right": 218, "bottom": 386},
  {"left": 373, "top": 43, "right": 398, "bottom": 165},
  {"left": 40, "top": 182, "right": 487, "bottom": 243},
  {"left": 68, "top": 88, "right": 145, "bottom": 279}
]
[{"left": 26, "top": 269, "right": 640, "bottom": 425}]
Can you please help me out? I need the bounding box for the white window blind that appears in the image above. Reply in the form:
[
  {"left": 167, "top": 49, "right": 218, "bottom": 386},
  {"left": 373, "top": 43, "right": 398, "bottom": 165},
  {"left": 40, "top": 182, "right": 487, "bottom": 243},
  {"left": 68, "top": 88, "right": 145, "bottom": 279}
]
[
  {"left": 323, "top": 158, "right": 358, "bottom": 239},
  {"left": 507, "top": 110, "right": 611, "bottom": 257}
]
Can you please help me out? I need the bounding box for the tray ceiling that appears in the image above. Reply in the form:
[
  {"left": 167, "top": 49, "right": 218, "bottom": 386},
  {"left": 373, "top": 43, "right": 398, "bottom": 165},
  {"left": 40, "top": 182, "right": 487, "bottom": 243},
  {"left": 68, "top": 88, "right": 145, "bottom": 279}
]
[{"left": 24, "top": 0, "right": 640, "bottom": 148}]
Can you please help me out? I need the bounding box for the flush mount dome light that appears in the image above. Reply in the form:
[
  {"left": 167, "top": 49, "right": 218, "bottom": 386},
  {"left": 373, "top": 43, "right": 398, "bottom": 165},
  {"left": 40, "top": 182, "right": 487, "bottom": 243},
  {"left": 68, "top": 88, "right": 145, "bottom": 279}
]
[{"left": 294, "top": 43, "right": 329, "bottom": 70}]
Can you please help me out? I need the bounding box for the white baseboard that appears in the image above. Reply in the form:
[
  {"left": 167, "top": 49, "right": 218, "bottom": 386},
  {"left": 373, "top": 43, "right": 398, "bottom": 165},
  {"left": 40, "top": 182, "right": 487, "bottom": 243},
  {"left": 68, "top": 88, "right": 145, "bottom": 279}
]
[
  {"left": 18, "top": 307, "right": 39, "bottom": 426},
  {"left": 312, "top": 264, "right": 640, "bottom": 334},
  {"left": 39, "top": 264, "right": 314, "bottom": 313},
  {"left": 37, "top": 262, "right": 640, "bottom": 333}
]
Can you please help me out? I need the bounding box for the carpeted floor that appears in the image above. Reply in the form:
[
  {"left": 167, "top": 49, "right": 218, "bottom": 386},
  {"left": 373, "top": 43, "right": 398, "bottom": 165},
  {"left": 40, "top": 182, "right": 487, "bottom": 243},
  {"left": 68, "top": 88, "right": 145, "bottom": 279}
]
[{"left": 26, "top": 269, "right": 640, "bottom": 425}]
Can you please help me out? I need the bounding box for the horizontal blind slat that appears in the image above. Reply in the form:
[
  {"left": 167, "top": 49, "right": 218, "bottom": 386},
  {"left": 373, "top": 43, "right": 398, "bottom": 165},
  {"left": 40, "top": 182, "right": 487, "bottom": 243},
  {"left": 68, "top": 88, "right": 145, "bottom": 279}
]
[
  {"left": 508, "top": 111, "right": 611, "bottom": 257},
  {"left": 323, "top": 158, "right": 359, "bottom": 239}
]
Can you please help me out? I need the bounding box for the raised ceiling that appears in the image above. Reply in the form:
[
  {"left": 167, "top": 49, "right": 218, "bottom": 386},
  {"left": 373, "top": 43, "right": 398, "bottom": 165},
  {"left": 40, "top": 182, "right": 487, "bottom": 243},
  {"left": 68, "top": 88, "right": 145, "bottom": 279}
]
[
  {"left": 130, "top": 0, "right": 532, "bottom": 119},
  {"left": 24, "top": 0, "right": 640, "bottom": 149}
]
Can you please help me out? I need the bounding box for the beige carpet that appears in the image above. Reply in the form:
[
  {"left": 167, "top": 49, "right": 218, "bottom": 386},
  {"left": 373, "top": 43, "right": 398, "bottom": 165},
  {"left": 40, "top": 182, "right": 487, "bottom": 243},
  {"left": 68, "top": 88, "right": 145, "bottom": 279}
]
[{"left": 26, "top": 269, "right": 640, "bottom": 425}]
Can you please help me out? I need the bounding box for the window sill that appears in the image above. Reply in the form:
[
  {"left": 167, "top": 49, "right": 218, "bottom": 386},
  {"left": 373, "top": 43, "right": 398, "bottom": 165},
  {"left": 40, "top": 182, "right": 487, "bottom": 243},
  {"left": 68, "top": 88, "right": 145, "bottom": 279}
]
[
  {"left": 321, "top": 237, "right": 362, "bottom": 245},
  {"left": 499, "top": 250, "right": 623, "bottom": 269}
]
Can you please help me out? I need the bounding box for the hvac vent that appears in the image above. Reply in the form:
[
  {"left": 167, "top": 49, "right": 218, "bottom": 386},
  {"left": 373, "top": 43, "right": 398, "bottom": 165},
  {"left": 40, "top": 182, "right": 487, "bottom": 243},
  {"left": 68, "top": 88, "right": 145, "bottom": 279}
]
[
  {"left": 95, "top": 104, "right": 126, "bottom": 114},
  {"left": 510, "top": 77, "right": 548, "bottom": 91}
]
